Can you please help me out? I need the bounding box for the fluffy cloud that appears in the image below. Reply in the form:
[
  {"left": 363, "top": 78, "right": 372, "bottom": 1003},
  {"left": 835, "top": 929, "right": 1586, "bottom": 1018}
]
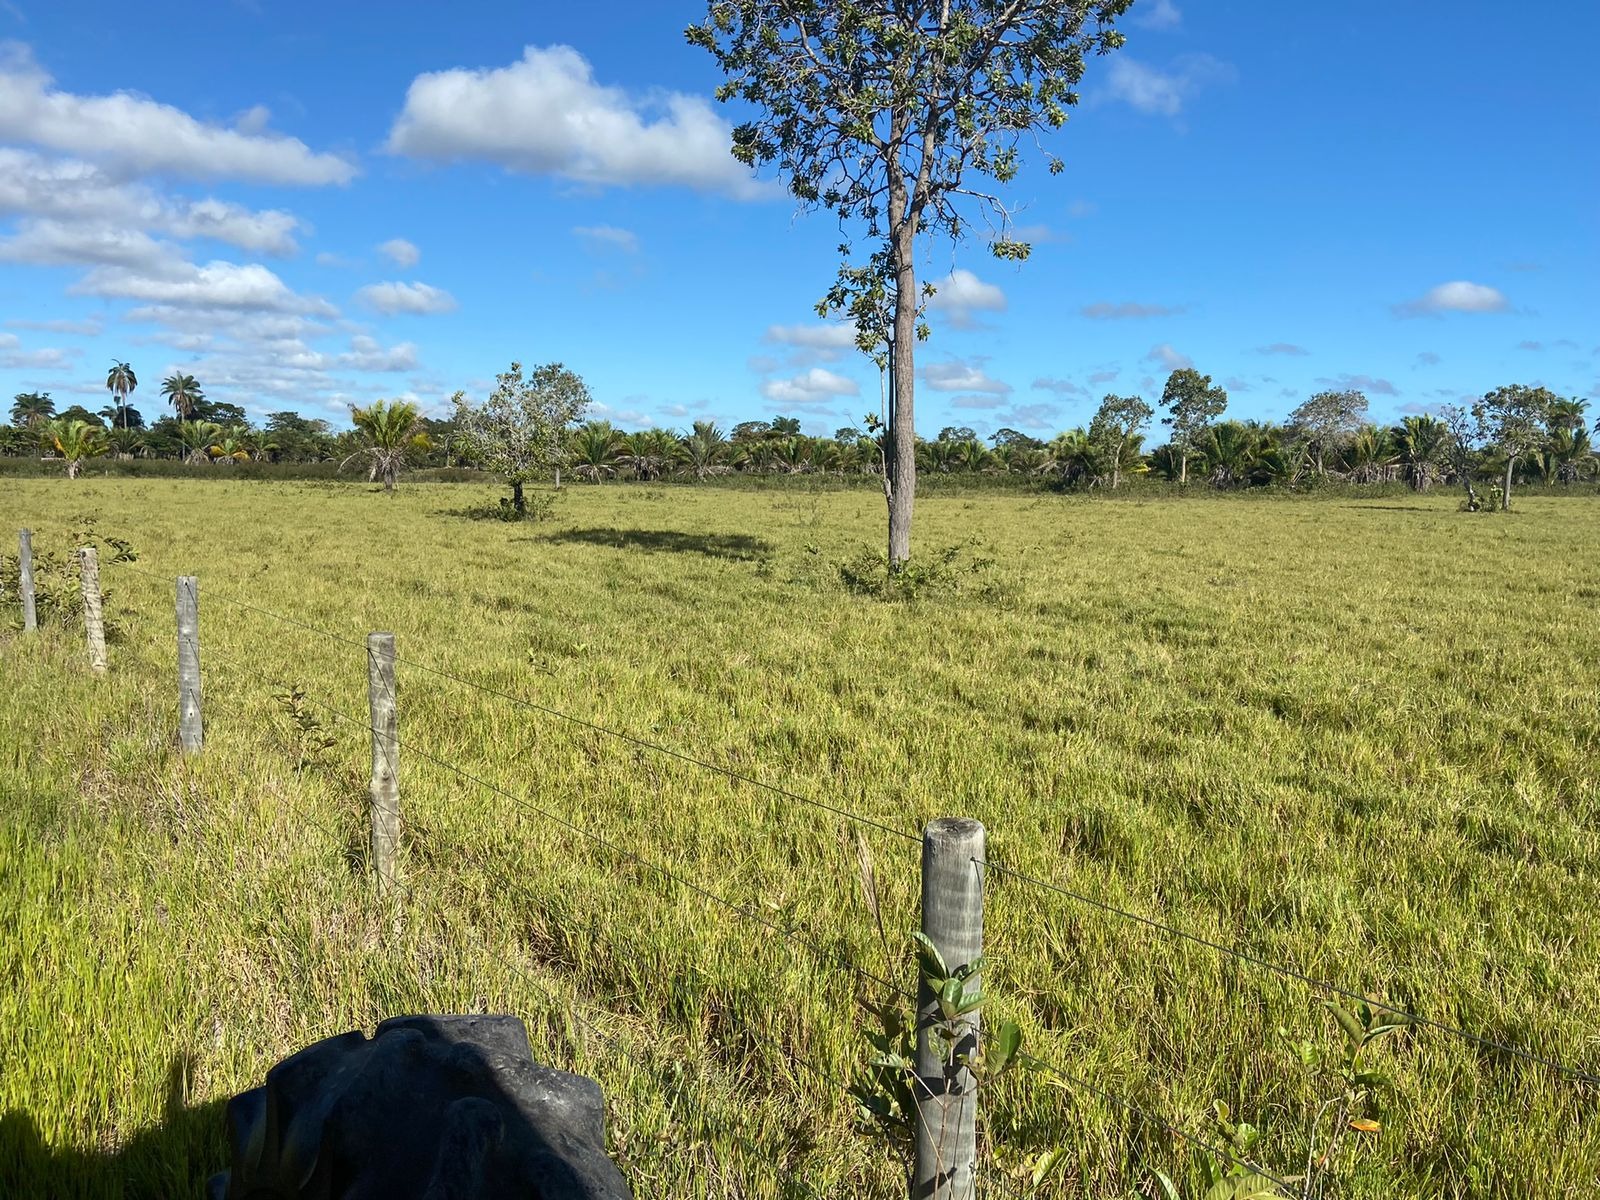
[
  {"left": 387, "top": 45, "right": 765, "bottom": 198},
  {"left": 1394, "top": 280, "right": 1510, "bottom": 317},
  {"left": 0, "top": 148, "right": 301, "bottom": 255},
  {"left": 75, "top": 258, "right": 336, "bottom": 314},
  {"left": 0, "top": 44, "right": 354, "bottom": 184},
  {"left": 0, "top": 220, "right": 168, "bottom": 268},
  {"left": 1080, "top": 301, "right": 1183, "bottom": 320},
  {"left": 377, "top": 238, "right": 420, "bottom": 267},
  {"left": 1088, "top": 368, "right": 1120, "bottom": 385},
  {"left": 1414, "top": 351, "right": 1441, "bottom": 367},
  {"left": 7, "top": 315, "right": 102, "bottom": 335},
  {"left": 1032, "top": 376, "right": 1086, "bottom": 396},
  {"left": 764, "top": 322, "right": 858, "bottom": 350},
  {"left": 1316, "top": 373, "right": 1399, "bottom": 397},
  {"left": 1133, "top": 0, "right": 1183, "bottom": 30},
  {"left": 1142, "top": 343, "right": 1193, "bottom": 371},
  {"left": 759, "top": 366, "right": 859, "bottom": 405},
  {"left": 572, "top": 224, "right": 639, "bottom": 253},
  {"left": 921, "top": 359, "right": 1011, "bottom": 395},
  {"left": 1104, "top": 54, "right": 1235, "bottom": 117},
  {"left": 927, "top": 269, "right": 1006, "bottom": 327},
  {"left": 355, "top": 280, "right": 458, "bottom": 316},
  {"left": 1255, "top": 342, "right": 1310, "bottom": 356}
]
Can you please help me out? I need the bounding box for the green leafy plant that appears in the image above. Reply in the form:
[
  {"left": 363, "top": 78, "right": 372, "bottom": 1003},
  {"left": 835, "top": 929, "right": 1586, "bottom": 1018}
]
[{"left": 272, "top": 686, "right": 338, "bottom": 771}]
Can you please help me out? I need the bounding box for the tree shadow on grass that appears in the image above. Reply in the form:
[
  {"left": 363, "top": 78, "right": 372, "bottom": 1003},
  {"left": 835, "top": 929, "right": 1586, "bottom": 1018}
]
[
  {"left": 1339, "top": 503, "right": 1441, "bottom": 513},
  {"left": 536, "top": 527, "right": 774, "bottom": 562},
  {"left": 0, "top": 1054, "right": 225, "bottom": 1199}
]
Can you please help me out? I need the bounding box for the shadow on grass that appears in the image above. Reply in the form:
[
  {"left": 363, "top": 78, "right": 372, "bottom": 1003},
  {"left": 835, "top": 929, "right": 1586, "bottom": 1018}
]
[
  {"left": 536, "top": 527, "right": 774, "bottom": 561},
  {"left": 1340, "top": 503, "right": 1442, "bottom": 513},
  {"left": 0, "top": 1054, "right": 225, "bottom": 1199}
]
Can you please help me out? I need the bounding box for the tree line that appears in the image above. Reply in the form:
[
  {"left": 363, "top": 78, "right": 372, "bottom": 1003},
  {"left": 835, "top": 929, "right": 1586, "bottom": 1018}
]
[{"left": 4, "top": 361, "right": 1594, "bottom": 511}]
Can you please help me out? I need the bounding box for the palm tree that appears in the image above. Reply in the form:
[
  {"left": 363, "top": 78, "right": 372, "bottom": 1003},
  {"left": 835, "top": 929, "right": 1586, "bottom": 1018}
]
[
  {"left": 106, "top": 427, "right": 147, "bottom": 460},
  {"left": 10, "top": 391, "right": 55, "bottom": 428},
  {"left": 1548, "top": 397, "right": 1590, "bottom": 435},
  {"left": 47, "top": 418, "right": 108, "bottom": 479},
  {"left": 570, "top": 421, "right": 621, "bottom": 482},
  {"left": 681, "top": 420, "right": 729, "bottom": 480},
  {"left": 208, "top": 425, "right": 254, "bottom": 464},
  {"left": 179, "top": 420, "right": 223, "bottom": 464},
  {"left": 1048, "top": 428, "right": 1100, "bottom": 486},
  {"left": 106, "top": 361, "right": 137, "bottom": 429},
  {"left": 1341, "top": 423, "right": 1398, "bottom": 484},
  {"left": 1391, "top": 415, "right": 1448, "bottom": 492},
  {"left": 1197, "top": 422, "right": 1257, "bottom": 488},
  {"left": 160, "top": 373, "right": 204, "bottom": 421},
  {"left": 771, "top": 435, "right": 815, "bottom": 474},
  {"left": 1543, "top": 425, "right": 1596, "bottom": 485},
  {"left": 347, "top": 401, "right": 427, "bottom": 492},
  {"left": 618, "top": 429, "right": 682, "bottom": 480}
]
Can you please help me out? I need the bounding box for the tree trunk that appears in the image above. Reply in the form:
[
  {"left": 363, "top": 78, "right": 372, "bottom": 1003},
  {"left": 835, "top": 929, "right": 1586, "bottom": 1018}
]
[
  {"left": 384, "top": 465, "right": 396, "bottom": 493},
  {"left": 886, "top": 184, "right": 917, "bottom": 570},
  {"left": 1179, "top": 451, "right": 1188, "bottom": 485},
  {"left": 553, "top": 465, "right": 561, "bottom": 489},
  {"left": 512, "top": 479, "right": 526, "bottom": 515},
  {"left": 66, "top": 460, "right": 79, "bottom": 479},
  {"left": 1502, "top": 456, "right": 1515, "bottom": 511}
]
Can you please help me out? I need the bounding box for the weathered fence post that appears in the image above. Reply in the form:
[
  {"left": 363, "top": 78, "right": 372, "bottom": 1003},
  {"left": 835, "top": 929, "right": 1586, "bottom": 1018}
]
[
  {"left": 18, "top": 529, "right": 37, "bottom": 633},
  {"left": 176, "top": 576, "right": 203, "bottom": 754},
  {"left": 913, "top": 817, "right": 985, "bottom": 1200},
  {"left": 78, "top": 545, "right": 106, "bottom": 673},
  {"left": 366, "top": 632, "right": 400, "bottom": 893}
]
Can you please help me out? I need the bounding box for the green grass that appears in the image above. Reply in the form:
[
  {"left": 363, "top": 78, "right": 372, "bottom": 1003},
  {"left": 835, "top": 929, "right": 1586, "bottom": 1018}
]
[{"left": 2, "top": 477, "right": 1598, "bottom": 1198}]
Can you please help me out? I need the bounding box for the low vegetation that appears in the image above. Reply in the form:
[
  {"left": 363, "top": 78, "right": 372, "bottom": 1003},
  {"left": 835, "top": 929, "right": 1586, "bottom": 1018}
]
[{"left": 3, "top": 477, "right": 1598, "bottom": 1197}]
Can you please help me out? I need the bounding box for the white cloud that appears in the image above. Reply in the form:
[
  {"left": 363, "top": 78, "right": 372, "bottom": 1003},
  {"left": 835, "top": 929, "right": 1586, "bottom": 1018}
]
[
  {"left": 387, "top": 45, "right": 765, "bottom": 198},
  {"left": 0, "top": 148, "right": 301, "bottom": 255},
  {"left": 1133, "top": 0, "right": 1183, "bottom": 30},
  {"left": 572, "top": 224, "right": 639, "bottom": 253},
  {"left": 1032, "top": 376, "right": 1086, "bottom": 396},
  {"left": 377, "top": 237, "right": 420, "bottom": 267},
  {"left": 1414, "top": 351, "right": 1441, "bottom": 367},
  {"left": 921, "top": 359, "right": 1011, "bottom": 395},
  {"left": 1142, "top": 343, "right": 1193, "bottom": 371},
  {"left": 1, "top": 345, "right": 75, "bottom": 370},
  {"left": 927, "top": 269, "right": 1006, "bottom": 327},
  {"left": 1255, "top": 342, "right": 1310, "bottom": 356},
  {"left": 1088, "top": 368, "right": 1120, "bottom": 385},
  {"left": 355, "top": 280, "right": 458, "bottom": 316},
  {"left": 0, "top": 219, "right": 168, "bottom": 268},
  {"left": 1316, "top": 372, "right": 1399, "bottom": 397},
  {"left": 1080, "top": 301, "right": 1183, "bottom": 319},
  {"left": 764, "top": 322, "right": 858, "bottom": 350},
  {"left": 0, "top": 43, "right": 355, "bottom": 184},
  {"left": 1104, "top": 54, "right": 1235, "bottom": 117},
  {"left": 759, "top": 367, "right": 860, "bottom": 405},
  {"left": 75, "top": 257, "right": 335, "bottom": 314},
  {"left": 1394, "top": 280, "right": 1510, "bottom": 316}
]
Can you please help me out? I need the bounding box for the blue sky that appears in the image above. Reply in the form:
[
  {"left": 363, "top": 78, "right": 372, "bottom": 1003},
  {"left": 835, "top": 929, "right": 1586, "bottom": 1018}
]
[{"left": 0, "top": 0, "right": 1594, "bottom": 439}]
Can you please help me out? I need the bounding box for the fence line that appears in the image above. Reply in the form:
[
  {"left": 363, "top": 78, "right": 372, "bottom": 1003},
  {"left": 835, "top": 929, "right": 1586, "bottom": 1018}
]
[
  {"left": 157, "top": 568, "right": 1600, "bottom": 1093},
  {"left": 14, "top": 541, "right": 1600, "bottom": 1195},
  {"left": 113, "top": 557, "right": 923, "bottom": 848}
]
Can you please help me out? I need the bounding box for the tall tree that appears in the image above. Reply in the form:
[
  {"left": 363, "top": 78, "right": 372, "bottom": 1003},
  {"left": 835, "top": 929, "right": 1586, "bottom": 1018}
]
[
  {"left": 10, "top": 391, "right": 55, "bottom": 427},
  {"left": 1160, "top": 369, "right": 1228, "bottom": 484},
  {"left": 105, "top": 361, "right": 137, "bottom": 430},
  {"left": 691, "top": 1, "right": 1132, "bottom": 567},
  {"left": 1474, "top": 384, "right": 1556, "bottom": 511},
  {"left": 161, "top": 373, "right": 204, "bottom": 420},
  {"left": 1288, "top": 389, "right": 1367, "bottom": 476},
  {"left": 346, "top": 401, "right": 428, "bottom": 492},
  {"left": 1088, "top": 394, "right": 1151, "bottom": 489},
  {"left": 453, "top": 362, "right": 591, "bottom": 515},
  {"left": 1439, "top": 404, "right": 1484, "bottom": 510}
]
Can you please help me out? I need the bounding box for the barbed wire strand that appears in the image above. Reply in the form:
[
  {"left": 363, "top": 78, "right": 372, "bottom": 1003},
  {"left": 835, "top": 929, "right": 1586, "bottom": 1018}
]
[
  {"left": 202, "top": 638, "right": 912, "bottom": 1003},
  {"left": 979, "top": 856, "right": 1600, "bottom": 1088},
  {"left": 112, "top": 558, "right": 921, "bottom": 847}
]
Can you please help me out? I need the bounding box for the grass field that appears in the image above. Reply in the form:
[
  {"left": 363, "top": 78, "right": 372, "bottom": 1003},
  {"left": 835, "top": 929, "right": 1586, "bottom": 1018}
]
[{"left": 2, "top": 476, "right": 1598, "bottom": 1199}]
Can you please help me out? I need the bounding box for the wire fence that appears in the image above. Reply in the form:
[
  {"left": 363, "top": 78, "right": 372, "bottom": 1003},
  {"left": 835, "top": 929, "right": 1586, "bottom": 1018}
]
[{"left": 7, "top": 535, "right": 1599, "bottom": 1198}]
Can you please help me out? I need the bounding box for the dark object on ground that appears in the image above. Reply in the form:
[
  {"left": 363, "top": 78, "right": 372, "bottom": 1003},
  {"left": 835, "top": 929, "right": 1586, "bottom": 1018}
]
[{"left": 207, "top": 1014, "right": 631, "bottom": 1199}]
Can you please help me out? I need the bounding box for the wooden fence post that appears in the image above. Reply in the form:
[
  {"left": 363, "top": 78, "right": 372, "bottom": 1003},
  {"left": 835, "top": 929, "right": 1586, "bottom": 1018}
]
[
  {"left": 913, "top": 817, "right": 985, "bottom": 1200},
  {"left": 18, "top": 529, "right": 37, "bottom": 633},
  {"left": 176, "top": 576, "right": 203, "bottom": 754},
  {"left": 366, "top": 632, "right": 400, "bottom": 892},
  {"left": 78, "top": 545, "right": 106, "bottom": 673}
]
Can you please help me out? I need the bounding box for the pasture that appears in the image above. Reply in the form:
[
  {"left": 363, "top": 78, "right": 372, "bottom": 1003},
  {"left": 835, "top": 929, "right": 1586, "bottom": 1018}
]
[{"left": 2, "top": 476, "right": 1598, "bottom": 1198}]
